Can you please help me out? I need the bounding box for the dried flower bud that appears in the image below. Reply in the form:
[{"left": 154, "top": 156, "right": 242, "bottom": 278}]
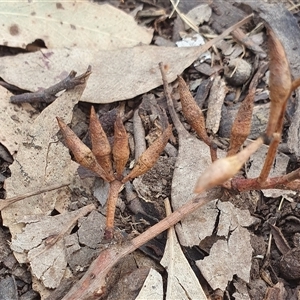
[
  {"left": 112, "top": 115, "right": 130, "bottom": 180},
  {"left": 89, "top": 106, "right": 114, "bottom": 178},
  {"left": 178, "top": 76, "right": 211, "bottom": 146},
  {"left": 266, "top": 28, "right": 292, "bottom": 137},
  {"left": 122, "top": 124, "right": 172, "bottom": 183},
  {"left": 57, "top": 117, "right": 114, "bottom": 182},
  {"left": 194, "top": 136, "right": 263, "bottom": 193}
]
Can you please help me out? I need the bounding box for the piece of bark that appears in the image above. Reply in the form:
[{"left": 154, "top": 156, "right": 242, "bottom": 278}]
[{"left": 206, "top": 75, "right": 227, "bottom": 134}]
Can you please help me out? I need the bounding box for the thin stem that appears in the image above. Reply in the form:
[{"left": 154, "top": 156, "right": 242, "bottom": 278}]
[
  {"left": 104, "top": 180, "right": 123, "bottom": 240},
  {"left": 258, "top": 133, "right": 281, "bottom": 183}
]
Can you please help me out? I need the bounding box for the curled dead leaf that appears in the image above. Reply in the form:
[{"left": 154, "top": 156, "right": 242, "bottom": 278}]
[
  {"left": 57, "top": 117, "right": 114, "bottom": 182},
  {"left": 122, "top": 124, "right": 172, "bottom": 183},
  {"left": 89, "top": 106, "right": 114, "bottom": 178},
  {"left": 112, "top": 115, "right": 130, "bottom": 180}
]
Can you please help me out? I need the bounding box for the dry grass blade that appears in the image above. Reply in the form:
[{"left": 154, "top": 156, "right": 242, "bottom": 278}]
[
  {"left": 122, "top": 124, "right": 172, "bottom": 183},
  {"left": 112, "top": 115, "right": 130, "bottom": 180},
  {"left": 194, "top": 136, "right": 264, "bottom": 194},
  {"left": 0, "top": 183, "right": 69, "bottom": 210},
  {"left": 227, "top": 62, "right": 268, "bottom": 156},
  {"left": 57, "top": 117, "right": 114, "bottom": 182},
  {"left": 89, "top": 106, "right": 114, "bottom": 178},
  {"left": 265, "top": 28, "right": 292, "bottom": 137}
]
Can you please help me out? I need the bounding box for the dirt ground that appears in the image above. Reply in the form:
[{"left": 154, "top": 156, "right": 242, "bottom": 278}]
[{"left": 1, "top": 0, "right": 300, "bottom": 299}]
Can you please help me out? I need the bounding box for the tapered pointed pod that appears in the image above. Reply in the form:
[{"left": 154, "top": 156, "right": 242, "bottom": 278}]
[
  {"left": 89, "top": 106, "right": 114, "bottom": 179},
  {"left": 112, "top": 115, "right": 130, "bottom": 180},
  {"left": 266, "top": 28, "right": 292, "bottom": 137},
  {"left": 122, "top": 124, "right": 172, "bottom": 183},
  {"left": 57, "top": 117, "right": 114, "bottom": 182},
  {"left": 227, "top": 62, "right": 268, "bottom": 157},
  {"left": 194, "top": 136, "right": 264, "bottom": 194},
  {"left": 178, "top": 76, "right": 211, "bottom": 146}
]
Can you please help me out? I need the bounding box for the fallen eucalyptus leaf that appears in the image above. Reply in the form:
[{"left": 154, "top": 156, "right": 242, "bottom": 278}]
[
  {"left": 2, "top": 72, "right": 89, "bottom": 265},
  {"left": 11, "top": 204, "right": 95, "bottom": 289},
  {"left": 197, "top": 226, "right": 253, "bottom": 291},
  {"left": 0, "top": 46, "right": 213, "bottom": 104},
  {"left": 0, "top": 85, "right": 36, "bottom": 155},
  {"left": 160, "top": 199, "right": 207, "bottom": 300},
  {"left": 135, "top": 268, "right": 163, "bottom": 300},
  {"left": 0, "top": 2, "right": 152, "bottom": 49}
]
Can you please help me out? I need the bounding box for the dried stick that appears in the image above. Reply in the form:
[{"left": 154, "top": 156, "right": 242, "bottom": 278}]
[
  {"left": 230, "top": 167, "right": 300, "bottom": 192},
  {"left": 231, "top": 28, "right": 266, "bottom": 59},
  {"left": 133, "top": 109, "right": 147, "bottom": 161},
  {"left": 10, "top": 66, "right": 92, "bottom": 104},
  {"left": 0, "top": 182, "right": 70, "bottom": 210},
  {"left": 62, "top": 190, "right": 220, "bottom": 300},
  {"left": 257, "top": 133, "right": 281, "bottom": 183}
]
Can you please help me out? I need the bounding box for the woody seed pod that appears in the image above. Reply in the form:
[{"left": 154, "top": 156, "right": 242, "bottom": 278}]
[
  {"left": 122, "top": 124, "right": 172, "bottom": 183},
  {"left": 57, "top": 117, "right": 114, "bottom": 182},
  {"left": 178, "top": 76, "right": 211, "bottom": 146},
  {"left": 112, "top": 115, "right": 130, "bottom": 180},
  {"left": 89, "top": 106, "right": 114, "bottom": 179}
]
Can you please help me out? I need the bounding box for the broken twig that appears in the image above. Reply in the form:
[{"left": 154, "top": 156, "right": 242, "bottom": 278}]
[{"left": 10, "top": 66, "right": 92, "bottom": 104}]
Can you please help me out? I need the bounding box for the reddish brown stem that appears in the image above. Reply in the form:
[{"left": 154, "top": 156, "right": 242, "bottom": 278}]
[
  {"left": 258, "top": 133, "right": 281, "bottom": 183},
  {"left": 230, "top": 168, "right": 300, "bottom": 192},
  {"left": 62, "top": 191, "right": 218, "bottom": 300},
  {"left": 104, "top": 180, "right": 123, "bottom": 240}
]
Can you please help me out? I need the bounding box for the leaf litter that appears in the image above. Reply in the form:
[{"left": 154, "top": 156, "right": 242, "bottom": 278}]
[
  {"left": 0, "top": 2, "right": 152, "bottom": 50},
  {"left": 2, "top": 1, "right": 300, "bottom": 299}
]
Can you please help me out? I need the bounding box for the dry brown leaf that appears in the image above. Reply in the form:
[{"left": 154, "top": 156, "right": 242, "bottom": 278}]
[
  {"left": 11, "top": 204, "right": 95, "bottom": 289},
  {"left": 160, "top": 199, "right": 208, "bottom": 300},
  {"left": 2, "top": 75, "right": 88, "bottom": 265},
  {"left": 196, "top": 200, "right": 257, "bottom": 291},
  {"left": 135, "top": 268, "right": 163, "bottom": 300},
  {"left": 0, "top": 85, "right": 37, "bottom": 155},
  {"left": 197, "top": 226, "right": 253, "bottom": 291},
  {"left": 0, "top": 47, "right": 226, "bottom": 104},
  {"left": 0, "top": 2, "right": 152, "bottom": 50}
]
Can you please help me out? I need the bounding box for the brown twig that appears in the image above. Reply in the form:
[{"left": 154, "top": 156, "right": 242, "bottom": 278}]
[
  {"left": 230, "top": 167, "right": 300, "bottom": 192},
  {"left": 104, "top": 180, "right": 123, "bottom": 240},
  {"left": 0, "top": 182, "right": 70, "bottom": 210},
  {"left": 62, "top": 189, "right": 220, "bottom": 300},
  {"left": 257, "top": 133, "right": 281, "bottom": 183},
  {"left": 10, "top": 66, "right": 92, "bottom": 104}
]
